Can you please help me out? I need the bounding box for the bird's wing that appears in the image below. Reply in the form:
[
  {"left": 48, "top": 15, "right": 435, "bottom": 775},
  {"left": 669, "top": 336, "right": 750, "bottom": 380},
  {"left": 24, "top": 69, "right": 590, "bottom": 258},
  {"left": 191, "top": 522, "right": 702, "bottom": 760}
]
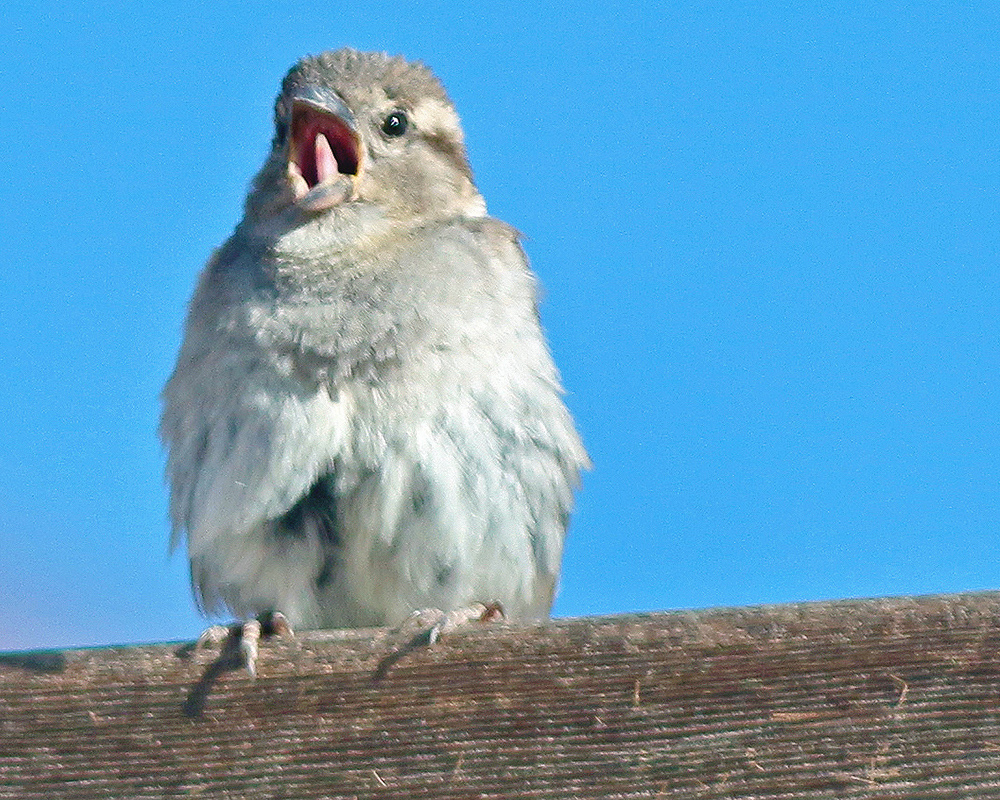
[
  {"left": 160, "top": 244, "right": 351, "bottom": 564},
  {"left": 386, "top": 219, "right": 589, "bottom": 615}
]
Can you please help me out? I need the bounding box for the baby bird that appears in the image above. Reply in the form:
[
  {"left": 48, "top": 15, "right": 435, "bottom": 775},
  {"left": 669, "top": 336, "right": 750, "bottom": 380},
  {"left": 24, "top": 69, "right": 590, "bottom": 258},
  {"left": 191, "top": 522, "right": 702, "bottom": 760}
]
[{"left": 161, "top": 49, "right": 588, "bottom": 670}]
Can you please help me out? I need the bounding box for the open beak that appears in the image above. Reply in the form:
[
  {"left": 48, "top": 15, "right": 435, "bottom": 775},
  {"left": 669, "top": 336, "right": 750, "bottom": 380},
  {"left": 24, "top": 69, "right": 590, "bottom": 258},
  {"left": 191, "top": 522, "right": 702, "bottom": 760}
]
[{"left": 286, "top": 88, "right": 361, "bottom": 212}]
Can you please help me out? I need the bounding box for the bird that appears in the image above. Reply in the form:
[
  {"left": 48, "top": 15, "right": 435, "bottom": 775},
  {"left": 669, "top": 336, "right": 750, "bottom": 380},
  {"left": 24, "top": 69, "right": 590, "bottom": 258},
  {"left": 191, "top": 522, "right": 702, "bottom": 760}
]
[{"left": 161, "top": 48, "right": 589, "bottom": 673}]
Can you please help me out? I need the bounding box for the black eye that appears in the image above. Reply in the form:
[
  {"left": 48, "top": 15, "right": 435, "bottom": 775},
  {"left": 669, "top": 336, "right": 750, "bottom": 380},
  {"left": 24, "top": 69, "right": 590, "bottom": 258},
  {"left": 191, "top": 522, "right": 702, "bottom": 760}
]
[
  {"left": 382, "top": 111, "right": 409, "bottom": 137},
  {"left": 273, "top": 119, "right": 288, "bottom": 147}
]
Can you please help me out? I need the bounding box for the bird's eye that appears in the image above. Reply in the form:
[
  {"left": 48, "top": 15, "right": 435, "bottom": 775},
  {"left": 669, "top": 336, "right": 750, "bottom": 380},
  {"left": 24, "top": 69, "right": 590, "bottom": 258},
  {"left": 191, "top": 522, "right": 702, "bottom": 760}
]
[
  {"left": 381, "top": 111, "right": 409, "bottom": 137},
  {"left": 273, "top": 120, "right": 288, "bottom": 146},
  {"left": 272, "top": 99, "right": 290, "bottom": 145}
]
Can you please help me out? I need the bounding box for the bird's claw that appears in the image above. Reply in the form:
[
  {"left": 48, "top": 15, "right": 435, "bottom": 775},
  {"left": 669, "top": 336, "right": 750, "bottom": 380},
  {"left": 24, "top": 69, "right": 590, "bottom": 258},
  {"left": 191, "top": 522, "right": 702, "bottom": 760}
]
[
  {"left": 425, "top": 601, "right": 505, "bottom": 644},
  {"left": 195, "top": 624, "right": 232, "bottom": 650},
  {"left": 395, "top": 601, "right": 505, "bottom": 645},
  {"left": 194, "top": 612, "right": 294, "bottom": 677}
]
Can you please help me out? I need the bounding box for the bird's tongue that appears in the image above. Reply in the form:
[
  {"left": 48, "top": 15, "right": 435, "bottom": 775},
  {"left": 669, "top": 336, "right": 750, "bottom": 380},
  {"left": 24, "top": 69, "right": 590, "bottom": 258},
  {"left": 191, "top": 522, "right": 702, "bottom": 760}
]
[
  {"left": 314, "top": 133, "right": 340, "bottom": 185},
  {"left": 288, "top": 103, "right": 360, "bottom": 211},
  {"left": 291, "top": 104, "right": 359, "bottom": 188}
]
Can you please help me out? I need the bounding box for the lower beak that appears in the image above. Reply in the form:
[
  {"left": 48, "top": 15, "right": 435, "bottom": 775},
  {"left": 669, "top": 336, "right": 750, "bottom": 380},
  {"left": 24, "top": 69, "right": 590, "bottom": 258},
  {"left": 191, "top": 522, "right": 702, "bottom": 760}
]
[{"left": 286, "top": 89, "right": 362, "bottom": 212}]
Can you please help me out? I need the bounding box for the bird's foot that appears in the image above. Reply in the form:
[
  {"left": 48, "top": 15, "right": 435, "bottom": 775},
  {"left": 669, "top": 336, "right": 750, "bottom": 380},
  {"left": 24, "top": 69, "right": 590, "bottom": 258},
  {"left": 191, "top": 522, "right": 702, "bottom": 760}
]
[
  {"left": 195, "top": 611, "right": 293, "bottom": 677},
  {"left": 405, "top": 601, "right": 505, "bottom": 645},
  {"left": 374, "top": 602, "right": 504, "bottom": 680}
]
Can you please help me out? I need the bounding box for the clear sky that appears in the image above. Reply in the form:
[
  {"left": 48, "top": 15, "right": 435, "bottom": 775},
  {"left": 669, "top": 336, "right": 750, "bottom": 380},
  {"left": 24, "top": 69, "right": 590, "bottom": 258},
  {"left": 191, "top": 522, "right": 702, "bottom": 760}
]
[{"left": 1, "top": 2, "right": 998, "bottom": 651}]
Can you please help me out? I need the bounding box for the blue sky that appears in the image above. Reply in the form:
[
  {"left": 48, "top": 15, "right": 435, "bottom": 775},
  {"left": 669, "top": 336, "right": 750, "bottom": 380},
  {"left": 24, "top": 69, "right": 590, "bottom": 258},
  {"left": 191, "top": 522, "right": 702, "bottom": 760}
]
[{"left": 1, "top": 2, "right": 998, "bottom": 650}]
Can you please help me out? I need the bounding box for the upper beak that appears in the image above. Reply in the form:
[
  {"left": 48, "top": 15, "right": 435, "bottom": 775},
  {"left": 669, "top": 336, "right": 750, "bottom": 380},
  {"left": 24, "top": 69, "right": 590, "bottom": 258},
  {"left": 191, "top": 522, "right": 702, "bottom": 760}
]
[{"left": 286, "top": 87, "right": 362, "bottom": 212}]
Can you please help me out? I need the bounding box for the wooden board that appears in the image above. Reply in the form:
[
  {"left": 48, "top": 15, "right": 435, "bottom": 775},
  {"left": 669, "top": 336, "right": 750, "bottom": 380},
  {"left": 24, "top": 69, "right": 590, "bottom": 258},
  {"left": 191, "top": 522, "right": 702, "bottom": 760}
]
[{"left": 4, "top": 593, "right": 1000, "bottom": 798}]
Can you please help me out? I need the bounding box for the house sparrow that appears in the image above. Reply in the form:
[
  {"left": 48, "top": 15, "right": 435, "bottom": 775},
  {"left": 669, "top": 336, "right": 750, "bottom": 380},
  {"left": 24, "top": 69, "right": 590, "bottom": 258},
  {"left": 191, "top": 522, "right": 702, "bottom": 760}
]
[{"left": 161, "top": 49, "right": 588, "bottom": 671}]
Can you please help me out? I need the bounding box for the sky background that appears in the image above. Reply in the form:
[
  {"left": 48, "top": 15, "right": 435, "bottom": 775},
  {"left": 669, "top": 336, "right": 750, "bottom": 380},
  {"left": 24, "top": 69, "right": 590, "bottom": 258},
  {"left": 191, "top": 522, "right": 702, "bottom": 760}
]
[{"left": 1, "top": 2, "right": 998, "bottom": 651}]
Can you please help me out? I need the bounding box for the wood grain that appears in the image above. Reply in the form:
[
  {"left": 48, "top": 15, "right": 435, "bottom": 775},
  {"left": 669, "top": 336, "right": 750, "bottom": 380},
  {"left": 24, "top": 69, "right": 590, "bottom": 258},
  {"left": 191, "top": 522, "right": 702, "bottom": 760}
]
[{"left": 4, "top": 593, "right": 1000, "bottom": 798}]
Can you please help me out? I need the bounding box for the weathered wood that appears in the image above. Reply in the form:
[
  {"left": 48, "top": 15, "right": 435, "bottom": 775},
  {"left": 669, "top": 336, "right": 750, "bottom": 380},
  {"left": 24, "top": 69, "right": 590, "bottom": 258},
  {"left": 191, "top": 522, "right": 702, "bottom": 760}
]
[{"left": 3, "top": 593, "right": 1000, "bottom": 798}]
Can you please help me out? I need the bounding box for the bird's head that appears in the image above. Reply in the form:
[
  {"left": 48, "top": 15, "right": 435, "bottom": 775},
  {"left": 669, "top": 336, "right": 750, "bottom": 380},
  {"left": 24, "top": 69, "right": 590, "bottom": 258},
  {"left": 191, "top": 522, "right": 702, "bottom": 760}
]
[{"left": 245, "top": 49, "right": 486, "bottom": 228}]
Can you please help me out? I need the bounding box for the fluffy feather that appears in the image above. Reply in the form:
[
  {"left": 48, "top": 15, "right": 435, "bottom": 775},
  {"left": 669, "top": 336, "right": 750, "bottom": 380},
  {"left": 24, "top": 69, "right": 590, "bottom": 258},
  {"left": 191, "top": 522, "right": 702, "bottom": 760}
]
[{"left": 161, "top": 49, "right": 588, "bottom": 629}]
